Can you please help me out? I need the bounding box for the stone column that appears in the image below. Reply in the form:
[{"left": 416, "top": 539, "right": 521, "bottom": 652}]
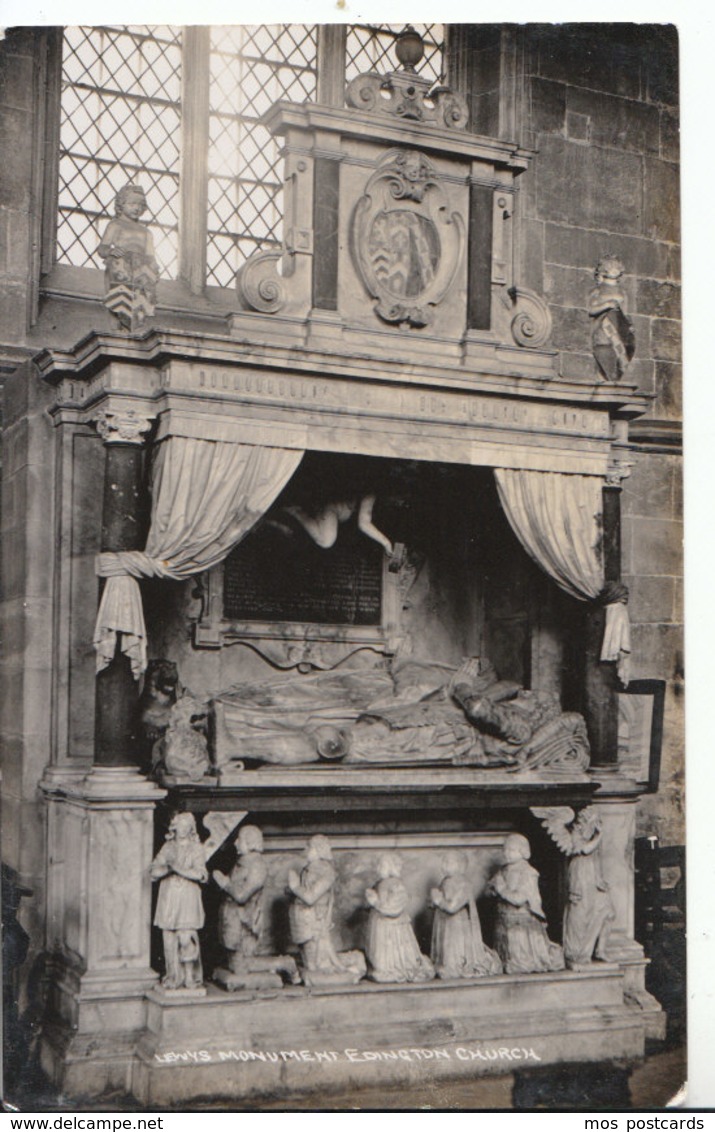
[
  {"left": 93, "top": 406, "right": 153, "bottom": 768},
  {"left": 584, "top": 466, "right": 626, "bottom": 768},
  {"left": 40, "top": 404, "right": 166, "bottom": 1096}
]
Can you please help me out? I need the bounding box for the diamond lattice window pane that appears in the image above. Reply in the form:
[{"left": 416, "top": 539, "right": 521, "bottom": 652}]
[
  {"left": 345, "top": 24, "right": 444, "bottom": 85},
  {"left": 57, "top": 26, "right": 182, "bottom": 277},
  {"left": 207, "top": 24, "right": 318, "bottom": 285}
]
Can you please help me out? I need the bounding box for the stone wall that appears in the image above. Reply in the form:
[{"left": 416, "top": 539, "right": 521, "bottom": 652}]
[
  {"left": 519, "top": 25, "right": 682, "bottom": 842},
  {"left": 1, "top": 360, "right": 55, "bottom": 943}
]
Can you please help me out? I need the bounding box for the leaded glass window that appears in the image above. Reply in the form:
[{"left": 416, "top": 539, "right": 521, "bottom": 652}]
[
  {"left": 54, "top": 24, "right": 444, "bottom": 292},
  {"left": 206, "top": 25, "right": 318, "bottom": 287},
  {"left": 57, "top": 26, "right": 182, "bottom": 278}
]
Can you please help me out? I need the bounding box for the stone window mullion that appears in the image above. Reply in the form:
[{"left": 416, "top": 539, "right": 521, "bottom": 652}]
[{"left": 178, "top": 26, "right": 211, "bottom": 295}]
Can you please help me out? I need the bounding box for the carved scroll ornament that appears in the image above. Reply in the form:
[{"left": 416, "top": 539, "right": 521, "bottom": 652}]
[
  {"left": 352, "top": 149, "right": 465, "bottom": 329},
  {"left": 346, "top": 72, "right": 469, "bottom": 131},
  {"left": 236, "top": 250, "right": 286, "bottom": 314},
  {"left": 507, "top": 287, "right": 553, "bottom": 349}
]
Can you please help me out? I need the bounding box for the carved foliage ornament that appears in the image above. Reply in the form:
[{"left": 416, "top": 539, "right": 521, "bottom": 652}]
[
  {"left": 352, "top": 149, "right": 465, "bottom": 329},
  {"left": 93, "top": 408, "right": 155, "bottom": 444}
]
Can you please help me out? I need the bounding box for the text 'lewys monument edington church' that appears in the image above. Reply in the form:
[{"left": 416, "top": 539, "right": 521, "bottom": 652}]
[{"left": 0, "top": 23, "right": 683, "bottom": 1108}]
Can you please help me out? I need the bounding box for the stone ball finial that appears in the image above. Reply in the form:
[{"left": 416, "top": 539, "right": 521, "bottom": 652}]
[{"left": 395, "top": 25, "right": 425, "bottom": 72}]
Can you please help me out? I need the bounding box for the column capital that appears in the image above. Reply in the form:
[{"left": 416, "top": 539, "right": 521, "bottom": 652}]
[
  {"left": 93, "top": 407, "right": 155, "bottom": 445},
  {"left": 605, "top": 458, "right": 634, "bottom": 489}
]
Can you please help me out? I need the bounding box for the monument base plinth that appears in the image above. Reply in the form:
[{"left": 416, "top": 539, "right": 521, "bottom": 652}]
[{"left": 125, "top": 966, "right": 658, "bottom": 1107}]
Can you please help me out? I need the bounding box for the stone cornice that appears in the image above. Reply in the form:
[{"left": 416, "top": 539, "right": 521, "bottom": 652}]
[
  {"left": 34, "top": 328, "right": 653, "bottom": 418},
  {"left": 628, "top": 418, "right": 682, "bottom": 455},
  {"left": 263, "top": 101, "right": 534, "bottom": 171}
]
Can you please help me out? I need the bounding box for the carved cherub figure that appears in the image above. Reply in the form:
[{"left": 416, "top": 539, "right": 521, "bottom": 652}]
[
  {"left": 486, "top": 833, "right": 564, "bottom": 974},
  {"left": 533, "top": 806, "right": 615, "bottom": 969},
  {"left": 430, "top": 850, "right": 502, "bottom": 979},
  {"left": 150, "top": 813, "right": 208, "bottom": 991},
  {"left": 588, "top": 254, "right": 635, "bottom": 381},
  {"left": 98, "top": 182, "right": 158, "bottom": 330},
  {"left": 365, "top": 852, "right": 434, "bottom": 983}
]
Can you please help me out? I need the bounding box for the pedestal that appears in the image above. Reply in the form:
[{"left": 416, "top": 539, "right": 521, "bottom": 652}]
[
  {"left": 593, "top": 792, "right": 666, "bottom": 1039},
  {"left": 40, "top": 766, "right": 166, "bottom": 1096}
]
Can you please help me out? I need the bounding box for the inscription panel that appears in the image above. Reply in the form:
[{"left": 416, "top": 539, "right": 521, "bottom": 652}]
[
  {"left": 224, "top": 524, "right": 383, "bottom": 626},
  {"left": 167, "top": 363, "right": 612, "bottom": 441}
]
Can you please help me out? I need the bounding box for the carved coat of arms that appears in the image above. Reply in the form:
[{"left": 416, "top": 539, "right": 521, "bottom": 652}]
[{"left": 351, "top": 149, "right": 464, "bottom": 328}]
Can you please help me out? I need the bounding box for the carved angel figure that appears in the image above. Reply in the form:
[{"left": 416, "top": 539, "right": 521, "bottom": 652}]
[
  {"left": 150, "top": 813, "right": 208, "bottom": 990},
  {"left": 487, "top": 833, "right": 564, "bottom": 975},
  {"left": 279, "top": 493, "right": 394, "bottom": 556},
  {"left": 430, "top": 850, "right": 502, "bottom": 979},
  {"left": 533, "top": 806, "right": 615, "bottom": 969}
]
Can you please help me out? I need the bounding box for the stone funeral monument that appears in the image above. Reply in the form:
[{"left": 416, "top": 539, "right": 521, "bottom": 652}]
[{"left": 1, "top": 22, "right": 682, "bottom": 1109}]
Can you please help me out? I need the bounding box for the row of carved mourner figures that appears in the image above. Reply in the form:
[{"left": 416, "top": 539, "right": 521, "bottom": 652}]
[{"left": 150, "top": 811, "right": 614, "bottom": 992}]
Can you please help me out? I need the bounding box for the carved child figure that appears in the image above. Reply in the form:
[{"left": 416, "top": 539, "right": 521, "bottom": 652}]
[
  {"left": 588, "top": 254, "right": 635, "bottom": 381},
  {"left": 430, "top": 850, "right": 502, "bottom": 979},
  {"left": 213, "top": 825, "right": 299, "bottom": 990},
  {"left": 287, "top": 835, "right": 365, "bottom": 986},
  {"left": 365, "top": 852, "right": 434, "bottom": 983},
  {"left": 487, "top": 834, "right": 564, "bottom": 975},
  {"left": 214, "top": 825, "right": 267, "bottom": 971},
  {"left": 150, "top": 813, "right": 208, "bottom": 991},
  {"left": 98, "top": 182, "right": 158, "bottom": 331}
]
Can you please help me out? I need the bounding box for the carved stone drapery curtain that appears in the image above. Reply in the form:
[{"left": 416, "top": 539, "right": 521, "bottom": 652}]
[
  {"left": 493, "top": 469, "right": 631, "bottom": 684},
  {"left": 94, "top": 437, "right": 304, "bottom": 678}
]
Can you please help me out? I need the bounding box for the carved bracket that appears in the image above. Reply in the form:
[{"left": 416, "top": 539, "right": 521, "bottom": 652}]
[
  {"left": 506, "top": 286, "right": 553, "bottom": 349},
  {"left": 352, "top": 148, "right": 465, "bottom": 329},
  {"left": 236, "top": 250, "right": 287, "bottom": 314},
  {"left": 346, "top": 71, "right": 469, "bottom": 131}
]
